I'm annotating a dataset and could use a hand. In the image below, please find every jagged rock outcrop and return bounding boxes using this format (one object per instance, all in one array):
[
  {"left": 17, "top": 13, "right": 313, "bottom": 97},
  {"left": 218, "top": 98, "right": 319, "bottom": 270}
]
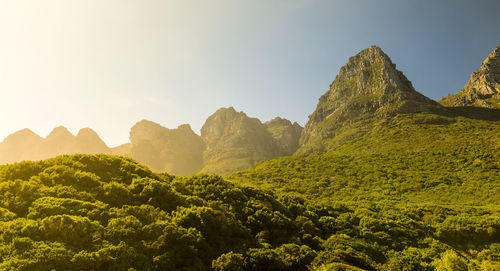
[
  {"left": 0, "top": 114, "right": 302, "bottom": 175},
  {"left": 117, "top": 120, "right": 205, "bottom": 175},
  {"left": 299, "top": 46, "right": 445, "bottom": 153},
  {"left": 200, "top": 107, "right": 280, "bottom": 174},
  {"left": 0, "top": 127, "right": 110, "bottom": 163},
  {"left": 200, "top": 107, "right": 303, "bottom": 174},
  {"left": 265, "top": 117, "right": 303, "bottom": 156},
  {"left": 439, "top": 45, "right": 500, "bottom": 108}
]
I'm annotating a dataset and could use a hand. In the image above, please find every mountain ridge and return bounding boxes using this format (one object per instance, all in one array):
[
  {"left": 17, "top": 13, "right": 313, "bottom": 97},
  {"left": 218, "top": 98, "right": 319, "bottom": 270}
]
[
  {"left": 298, "top": 46, "right": 446, "bottom": 154},
  {"left": 0, "top": 111, "right": 302, "bottom": 175},
  {"left": 1, "top": 45, "right": 499, "bottom": 175},
  {"left": 439, "top": 45, "right": 500, "bottom": 108}
]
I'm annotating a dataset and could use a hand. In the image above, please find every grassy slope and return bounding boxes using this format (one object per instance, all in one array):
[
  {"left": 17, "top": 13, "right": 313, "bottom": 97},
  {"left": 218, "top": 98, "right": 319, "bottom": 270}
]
[{"left": 230, "top": 113, "right": 500, "bottom": 206}]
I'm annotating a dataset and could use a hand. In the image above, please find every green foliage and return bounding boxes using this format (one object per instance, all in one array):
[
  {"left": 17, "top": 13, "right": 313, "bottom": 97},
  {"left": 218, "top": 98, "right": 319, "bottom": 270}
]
[
  {"left": 232, "top": 114, "right": 500, "bottom": 206},
  {"left": 0, "top": 150, "right": 498, "bottom": 270}
]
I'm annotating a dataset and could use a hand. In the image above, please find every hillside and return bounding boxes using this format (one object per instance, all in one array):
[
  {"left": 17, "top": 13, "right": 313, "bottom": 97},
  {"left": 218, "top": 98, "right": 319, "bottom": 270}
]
[
  {"left": 231, "top": 113, "right": 500, "bottom": 205},
  {"left": 227, "top": 46, "right": 500, "bottom": 269},
  {"left": 0, "top": 154, "right": 498, "bottom": 270},
  {"left": 232, "top": 46, "right": 500, "bottom": 205}
]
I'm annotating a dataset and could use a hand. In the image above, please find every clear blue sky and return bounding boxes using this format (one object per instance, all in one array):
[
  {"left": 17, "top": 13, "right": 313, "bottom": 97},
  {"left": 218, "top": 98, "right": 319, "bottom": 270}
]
[{"left": 0, "top": 0, "right": 499, "bottom": 146}]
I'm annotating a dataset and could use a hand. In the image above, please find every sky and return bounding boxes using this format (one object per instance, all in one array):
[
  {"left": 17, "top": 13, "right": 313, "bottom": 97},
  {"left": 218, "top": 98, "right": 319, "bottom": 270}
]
[{"left": 0, "top": 0, "right": 499, "bottom": 147}]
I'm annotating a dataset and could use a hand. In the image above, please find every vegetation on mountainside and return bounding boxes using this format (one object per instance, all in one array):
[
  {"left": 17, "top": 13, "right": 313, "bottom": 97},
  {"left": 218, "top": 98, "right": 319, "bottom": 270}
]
[
  {"left": 231, "top": 113, "right": 500, "bottom": 205},
  {"left": 0, "top": 154, "right": 498, "bottom": 270}
]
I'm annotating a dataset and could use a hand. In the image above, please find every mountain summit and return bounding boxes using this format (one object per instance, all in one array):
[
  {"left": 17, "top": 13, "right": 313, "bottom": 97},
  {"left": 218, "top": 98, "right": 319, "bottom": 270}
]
[
  {"left": 200, "top": 107, "right": 280, "bottom": 174},
  {"left": 299, "top": 46, "right": 444, "bottom": 152},
  {"left": 439, "top": 45, "right": 500, "bottom": 108}
]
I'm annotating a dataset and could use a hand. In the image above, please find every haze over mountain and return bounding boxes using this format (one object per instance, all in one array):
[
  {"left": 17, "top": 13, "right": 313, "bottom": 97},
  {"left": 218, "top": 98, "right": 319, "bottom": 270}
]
[
  {"left": 112, "top": 120, "right": 205, "bottom": 176},
  {"left": 0, "top": 109, "right": 303, "bottom": 175},
  {"left": 2, "top": 46, "right": 500, "bottom": 177},
  {"left": 0, "top": 127, "right": 109, "bottom": 164}
]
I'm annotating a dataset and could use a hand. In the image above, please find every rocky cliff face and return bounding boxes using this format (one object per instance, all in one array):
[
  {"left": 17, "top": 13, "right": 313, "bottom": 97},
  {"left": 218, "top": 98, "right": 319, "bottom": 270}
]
[
  {"left": 120, "top": 120, "right": 205, "bottom": 175},
  {"left": 439, "top": 46, "right": 500, "bottom": 108},
  {"left": 0, "top": 127, "right": 110, "bottom": 163},
  {"left": 299, "top": 46, "right": 445, "bottom": 153},
  {"left": 265, "top": 117, "right": 303, "bottom": 156},
  {"left": 200, "top": 107, "right": 280, "bottom": 174}
]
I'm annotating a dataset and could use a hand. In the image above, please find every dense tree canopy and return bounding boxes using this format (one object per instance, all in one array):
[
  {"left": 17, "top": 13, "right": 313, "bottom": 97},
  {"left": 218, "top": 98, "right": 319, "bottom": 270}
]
[{"left": 0, "top": 154, "right": 498, "bottom": 270}]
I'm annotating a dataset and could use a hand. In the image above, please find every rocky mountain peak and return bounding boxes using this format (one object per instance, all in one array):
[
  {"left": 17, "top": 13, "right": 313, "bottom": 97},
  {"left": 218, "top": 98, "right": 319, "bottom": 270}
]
[
  {"left": 299, "top": 46, "right": 444, "bottom": 152},
  {"left": 200, "top": 107, "right": 251, "bottom": 144},
  {"left": 46, "top": 126, "right": 74, "bottom": 140},
  {"left": 74, "top": 128, "right": 109, "bottom": 154},
  {"left": 122, "top": 120, "right": 205, "bottom": 175},
  {"left": 200, "top": 107, "right": 280, "bottom": 174},
  {"left": 130, "top": 120, "right": 165, "bottom": 142},
  {"left": 439, "top": 45, "right": 500, "bottom": 108},
  {"left": 265, "top": 117, "right": 303, "bottom": 156},
  {"left": 76, "top": 128, "right": 100, "bottom": 138},
  {"left": 265, "top": 117, "right": 293, "bottom": 127},
  {"left": 1, "top": 128, "right": 42, "bottom": 144},
  {"left": 0, "top": 129, "right": 44, "bottom": 164}
]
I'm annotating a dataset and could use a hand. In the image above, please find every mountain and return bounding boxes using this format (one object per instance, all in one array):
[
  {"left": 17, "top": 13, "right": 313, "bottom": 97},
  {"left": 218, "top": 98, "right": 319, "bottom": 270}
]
[
  {"left": 265, "top": 117, "right": 303, "bottom": 156},
  {"left": 0, "top": 129, "right": 43, "bottom": 164},
  {"left": 115, "top": 111, "right": 302, "bottom": 175},
  {"left": 0, "top": 114, "right": 302, "bottom": 175},
  {"left": 231, "top": 45, "right": 500, "bottom": 205},
  {"left": 439, "top": 45, "right": 500, "bottom": 108},
  {"left": 73, "top": 128, "right": 109, "bottom": 154},
  {"left": 0, "top": 45, "right": 499, "bottom": 269},
  {"left": 114, "top": 120, "right": 206, "bottom": 175},
  {"left": 299, "top": 46, "right": 445, "bottom": 154},
  {"left": 0, "top": 127, "right": 110, "bottom": 164},
  {"left": 35, "top": 127, "right": 109, "bottom": 160},
  {"left": 200, "top": 107, "right": 280, "bottom": 174}
]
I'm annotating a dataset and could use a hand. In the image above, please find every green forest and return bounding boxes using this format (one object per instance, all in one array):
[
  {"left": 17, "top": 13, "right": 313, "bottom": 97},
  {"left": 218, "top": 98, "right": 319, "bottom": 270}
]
[{"left": 0, "top": 153, "right": 498, "bottom": 270}]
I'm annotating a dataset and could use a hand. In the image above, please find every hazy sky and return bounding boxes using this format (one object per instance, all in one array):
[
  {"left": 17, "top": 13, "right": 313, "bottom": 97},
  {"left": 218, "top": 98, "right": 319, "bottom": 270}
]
[{"left": 0, "top": 0, "right": 499, "bottom": 146}]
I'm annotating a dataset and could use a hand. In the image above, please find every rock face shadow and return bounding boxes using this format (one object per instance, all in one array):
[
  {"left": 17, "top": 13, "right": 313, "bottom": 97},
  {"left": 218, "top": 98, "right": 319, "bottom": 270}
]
[{"left": 445, "top": 106, "right": 500, "bottom": 121}]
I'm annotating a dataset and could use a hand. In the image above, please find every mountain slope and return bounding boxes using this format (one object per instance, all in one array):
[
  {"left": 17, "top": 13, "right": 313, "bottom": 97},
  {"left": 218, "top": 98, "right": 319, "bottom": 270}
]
[
  {"left": 231, "top": 113, "right": 500, "bottom": 205},
  {"left": 439, "top": 45, "right": 500, "bottom": 108},
  {"left": 299, "top": 46, "right": 445, "bottom": 154},
  {"left": 230, "top": 46, "right": 500, "bottom": 205}
]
